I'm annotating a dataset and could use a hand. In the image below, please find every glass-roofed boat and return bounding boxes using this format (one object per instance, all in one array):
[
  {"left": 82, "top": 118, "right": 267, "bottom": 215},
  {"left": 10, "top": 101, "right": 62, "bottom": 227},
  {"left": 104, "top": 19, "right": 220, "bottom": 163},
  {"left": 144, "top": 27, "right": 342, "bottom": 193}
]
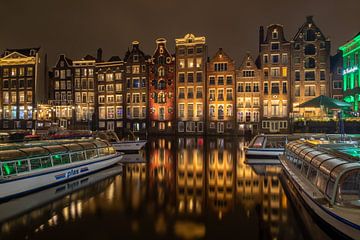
[
  {"left": 280, "top": 140, "right": 360, "bottom": 239},
  {"left": 0, "top": 139, "right": 123, "bottom": 202}
]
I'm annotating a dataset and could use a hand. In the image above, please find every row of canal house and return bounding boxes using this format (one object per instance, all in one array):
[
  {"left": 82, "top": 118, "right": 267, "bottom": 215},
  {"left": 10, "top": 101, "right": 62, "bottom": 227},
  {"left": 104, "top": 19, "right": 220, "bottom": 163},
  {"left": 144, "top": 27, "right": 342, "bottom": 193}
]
[{"left": 0, "top": 16, "right": 347, "bottom": 135}]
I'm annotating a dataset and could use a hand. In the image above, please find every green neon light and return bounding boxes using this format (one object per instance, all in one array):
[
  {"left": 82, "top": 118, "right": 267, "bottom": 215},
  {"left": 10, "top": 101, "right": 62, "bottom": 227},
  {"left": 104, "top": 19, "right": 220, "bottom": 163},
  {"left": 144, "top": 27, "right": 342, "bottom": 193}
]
[
  {"left": 344, "top": 95, "right": 354, "bottom": 103},
  {"left": 3, "top": 164, "right": 11, "bottom": 175}
]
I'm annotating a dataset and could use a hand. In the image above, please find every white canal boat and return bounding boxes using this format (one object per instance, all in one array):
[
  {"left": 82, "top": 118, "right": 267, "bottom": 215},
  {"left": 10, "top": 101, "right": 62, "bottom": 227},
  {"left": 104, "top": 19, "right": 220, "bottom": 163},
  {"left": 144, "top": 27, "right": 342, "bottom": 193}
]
[
  {"left": 0, "top": 139, "right": 123, "bottom": 202},
  {"left": 96, "top": 131, "right": 147, "bottom": 152},
  {"left": 280, "top": 140, "right": 360, "bottom": 239}
]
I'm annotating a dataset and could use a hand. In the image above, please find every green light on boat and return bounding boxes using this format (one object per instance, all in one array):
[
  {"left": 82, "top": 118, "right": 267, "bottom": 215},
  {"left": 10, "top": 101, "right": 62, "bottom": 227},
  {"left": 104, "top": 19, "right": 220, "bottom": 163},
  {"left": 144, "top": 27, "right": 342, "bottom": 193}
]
[{"left": 3, "top": 164, "right": 11, "bottom": 175}]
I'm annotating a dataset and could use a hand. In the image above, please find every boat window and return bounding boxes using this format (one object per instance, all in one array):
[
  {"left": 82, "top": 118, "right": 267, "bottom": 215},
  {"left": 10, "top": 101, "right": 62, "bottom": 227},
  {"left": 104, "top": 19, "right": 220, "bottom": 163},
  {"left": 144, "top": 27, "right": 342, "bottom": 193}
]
[
  {"left": 62, "top": 154, "right": 71, "bottom": 164},
  {"left": 265, "top": 137, "right": 286, "bottom": 149},
  {"left": 308, "top": 167, "right": 317, "bottom": 183},
  {"left": 109, "top": 147, "right": 116, "bottom": 154},
  {"left": 93, "top": 140, "right": 109, "bottom": 148},
  {"left": 16, "top": 160, "right": 30, "bottom": 173},
  {"left": 30, "top": 159, "right": 42, "bottom": 170},
  {"left": 336, "top": 169, "right": 360, "bottom": 207},
  {"left": 301, "top": 162, "right": 309, "bottom": 177},
  {"left": 0, "top": 150, "right": 27, "bottom": 161},
  {"left": 52, "top": 154, "right": 63, "bottom": 166},
  {"left": 326, "top": 180, "right": 335, "bottom": 200},
  {"left": 2, "top": 162, "right": 17, "bottom": 176},
  {"left": 99, "top": 147, "right": 109, "bottom": 156},
  {"left": 22, "top": 147, "right": 49, "bottom": 158},
  {"left": 315, "top": 172, "right": 328, "bottom": 193},
  {"left": 250, "top": 136, "right": 265, "bottom": 148},
  {"left": 71, "top": 152, "right": 86, "bottom": 162},
  {"left": 40, "top": 157, "right": 52, "bottom": 168},
  {"left": 86, "top": 149, "right": 98, "bottom": 159},
  {"left": 43, "top": 145, "right": 68, "bottom": 154},
  {"left": 296, "top": 158, "right": 302, "bottom": 170},
  {"left": 79, "top": 142, "right": 96, "bottom": 151}
]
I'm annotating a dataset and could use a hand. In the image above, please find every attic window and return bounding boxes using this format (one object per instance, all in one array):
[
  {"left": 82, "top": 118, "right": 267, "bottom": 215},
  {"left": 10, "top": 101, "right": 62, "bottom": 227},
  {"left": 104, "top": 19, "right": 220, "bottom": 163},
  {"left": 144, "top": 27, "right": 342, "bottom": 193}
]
[
  {"left": 133, "top": 55, "right": 139, "bottom": 62},
  {"left": 246, "top": 61, "right": 251, "bottom": 66},
  {"left": 305, "top": 29, "right": 316, "bottom": 41},
  {"left": 272, "top": 29, "right": 278, "bottom": 39},
  {"left": 30, "top": 49, "right": 36, "bottom": 56}
]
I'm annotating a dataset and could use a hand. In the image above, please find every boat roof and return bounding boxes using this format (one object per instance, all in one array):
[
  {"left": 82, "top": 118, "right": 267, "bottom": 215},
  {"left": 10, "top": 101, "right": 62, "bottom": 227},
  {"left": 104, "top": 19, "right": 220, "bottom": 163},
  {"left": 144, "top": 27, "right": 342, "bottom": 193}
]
[
  {"left": 0, "top": 139, "right": 111, "bottom": 162},
  {"left": 287, "top": 140, "right": 360, "bottom": 180}
]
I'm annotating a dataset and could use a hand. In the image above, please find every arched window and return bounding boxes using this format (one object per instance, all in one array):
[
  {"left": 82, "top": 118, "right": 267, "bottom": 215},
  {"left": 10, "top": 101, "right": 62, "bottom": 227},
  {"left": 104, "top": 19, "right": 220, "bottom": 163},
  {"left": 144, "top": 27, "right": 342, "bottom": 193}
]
[
  {"left": 305, "top": 29, "right": 316, "bottom": 41},
  {"left": 304, "top": 58, "right": 316, "bottom": 69},
  {"left": 158, "top": 80, "right": 166, "bottom": 90},
  {"left": 158, "top": 67, "right": 165, "bottom": 77},
  {"left": 304, "top": 44, "right": 316, "bottom": 55},
  {"left": 218, "top": 105, "right": 224, "bottom": 119}
]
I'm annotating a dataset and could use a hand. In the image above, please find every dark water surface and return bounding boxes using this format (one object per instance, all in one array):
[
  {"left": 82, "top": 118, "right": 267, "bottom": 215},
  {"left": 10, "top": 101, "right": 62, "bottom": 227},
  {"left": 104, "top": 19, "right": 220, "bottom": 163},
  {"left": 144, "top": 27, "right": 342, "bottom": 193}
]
[{"left": 0, "top": 137, "right": 332, "bottom": 240}]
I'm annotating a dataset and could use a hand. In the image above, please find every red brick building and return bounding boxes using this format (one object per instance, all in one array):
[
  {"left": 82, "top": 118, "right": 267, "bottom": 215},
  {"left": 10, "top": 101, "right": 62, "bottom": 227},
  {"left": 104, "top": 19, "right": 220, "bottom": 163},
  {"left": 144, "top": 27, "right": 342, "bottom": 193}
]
[{"left": 148, "top": 38, "right": 176, "bottom": 134}]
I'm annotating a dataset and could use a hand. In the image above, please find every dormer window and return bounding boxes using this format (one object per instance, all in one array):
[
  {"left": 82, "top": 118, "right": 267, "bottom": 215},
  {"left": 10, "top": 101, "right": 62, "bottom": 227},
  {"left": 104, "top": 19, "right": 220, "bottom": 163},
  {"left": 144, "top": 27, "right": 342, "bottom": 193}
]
[
  {"left": 30, "top": 49, "right": 36, "bottom": 56},
  {"left": 271, "top": 43, "right": 280, "bottom": 51},
  {"left": 272, "top": 29, "right": 278, "bottom": 39},
  {"left": 133, "top": 55, "right": 139, "bottom": 62}
]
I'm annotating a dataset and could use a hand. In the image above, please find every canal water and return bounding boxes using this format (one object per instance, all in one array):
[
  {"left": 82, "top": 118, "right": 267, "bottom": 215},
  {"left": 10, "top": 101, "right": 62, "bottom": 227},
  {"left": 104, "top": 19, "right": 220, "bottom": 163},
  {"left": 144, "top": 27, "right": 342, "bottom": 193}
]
[{"left": 0, "top": 137, "right": 332, "bottom": 240}]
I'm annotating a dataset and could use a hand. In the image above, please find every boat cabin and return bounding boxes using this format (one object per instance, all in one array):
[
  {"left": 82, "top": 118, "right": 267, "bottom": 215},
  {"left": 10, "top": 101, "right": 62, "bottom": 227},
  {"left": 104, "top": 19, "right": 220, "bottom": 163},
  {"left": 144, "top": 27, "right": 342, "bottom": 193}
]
[
  {"left": 285, "top": 141, "right": 360, "bottom": 207},
  {"left": 0, "top": 139, "right": 116, "bottom": 178}
]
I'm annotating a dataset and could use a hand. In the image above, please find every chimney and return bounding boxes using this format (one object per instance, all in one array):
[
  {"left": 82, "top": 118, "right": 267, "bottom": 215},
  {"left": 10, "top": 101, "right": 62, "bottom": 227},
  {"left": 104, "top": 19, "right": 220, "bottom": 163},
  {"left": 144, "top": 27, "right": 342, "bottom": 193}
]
[
  {"left": 306, "top": 15, "right": 313, "bottom": 23},
  {"left": 97, "top": 48, "right": 103, "bottom": 62},
  {"left": 132, "top": 40, "right": 140, "bottom": 49},
  {"left": 156, "top": 38, "right": 167, "bottom": 46},
  {"left": 259, "top": 26, "right": 264, "bottom": 52}
]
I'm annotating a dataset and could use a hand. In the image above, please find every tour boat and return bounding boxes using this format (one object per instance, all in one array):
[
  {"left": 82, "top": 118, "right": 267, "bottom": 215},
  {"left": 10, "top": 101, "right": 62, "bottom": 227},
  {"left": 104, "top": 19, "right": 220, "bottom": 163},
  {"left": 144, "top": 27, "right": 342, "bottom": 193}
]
[
  {"left": 245, "top": 134, "right": 288, "bottom": 164},
  {"left": 0, "top": 139, "right": 123, "bottom": 202},
  {"left": 280, "top": 140, "right": 360, "bottom": 239},
  {"left": 96, "top": 131, "right": 147, "bottom": 152},
  {"left": 0, "top": 165, "right": 122, "bottom": 223}
]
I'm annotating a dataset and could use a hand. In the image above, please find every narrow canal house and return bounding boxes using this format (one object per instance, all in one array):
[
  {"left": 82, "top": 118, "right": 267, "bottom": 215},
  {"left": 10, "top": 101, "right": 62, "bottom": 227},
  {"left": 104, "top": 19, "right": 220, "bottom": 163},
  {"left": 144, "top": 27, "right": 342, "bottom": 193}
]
[
  {"left": 148, "top": 38, "right": 176, "bottom": 134},
  {"left": 50, "top": 54, "right": 74, "bottom": 129},
  {"left": 0, "top": 48, "right": 48, "bottom": 130},
  {"left": 291, "top": 16, "right": 331, "bottom": 118},
  {"left": 206, "top": 48, "right": 236, "bottom": 135},
  {"left": 330, "top": 51, "right": 344, "bottom": 101},
  {"left": 73, "top": 55, "right": 96, "bottom": 130},
  {"left": 175, "top": 34, "right": 207, "bottom": 134},
  {"left": 259, "top": 25, "right": 291, "bottom": 133},
  {"left": 123, "top": 41, "right": 149, "bottom": 136},
  {"left": 339, "top": 32, "right": 360, "bottom": 113},
  {"left": 95, "top": 55, "right": 125, "bottom": 134},
  {"left": 235, "top": 53, "right": 261, "bottom": 135}
]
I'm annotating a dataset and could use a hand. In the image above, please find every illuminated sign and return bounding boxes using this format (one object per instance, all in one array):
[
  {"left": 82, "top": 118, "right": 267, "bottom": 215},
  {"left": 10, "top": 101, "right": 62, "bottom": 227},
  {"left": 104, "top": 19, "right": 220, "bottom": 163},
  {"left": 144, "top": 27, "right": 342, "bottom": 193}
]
[{"left": 343, "top": 66, "right": 358, "bottom": 75}]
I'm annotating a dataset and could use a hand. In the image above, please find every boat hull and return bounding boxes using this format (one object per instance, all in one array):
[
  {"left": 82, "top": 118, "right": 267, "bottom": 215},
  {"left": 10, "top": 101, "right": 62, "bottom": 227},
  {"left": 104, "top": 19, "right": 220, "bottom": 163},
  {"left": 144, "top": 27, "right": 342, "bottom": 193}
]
[
  {"left": 112, "top": 140, "right": 147, "bottom": 152},
  {"left": 280, "top": 156, "right": 360, "bottom": 239},
  {"left": 245, "top": 148, "right": 283, "bottom": 164},
  {"left": 0, "top": 153, "right": 123, "bottom": 202}
]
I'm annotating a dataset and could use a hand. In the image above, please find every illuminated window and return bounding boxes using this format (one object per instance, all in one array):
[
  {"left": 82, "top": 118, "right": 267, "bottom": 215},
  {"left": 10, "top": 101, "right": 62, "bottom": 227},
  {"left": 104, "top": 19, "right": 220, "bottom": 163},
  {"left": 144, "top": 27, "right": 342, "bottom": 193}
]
[
  {"left": 158, "top": 67, "right": 165, "bottom": 77},
  {"left": 99, "top": 107, "right": 105, "bottom": 119},
  {"left": 304, "top": 85, "right": 315, "bottom": 96},
  {"left": 226, "top": 105, "right": 233, "bottom": 117},
  {"left": 271, "top": 68, "right": 280, "bottom": 77},
  {"left": 196, "top": 104, "right": 203, "bottom": 117},
  {"left": 11, "top": 92, "right": 16, "bottom": 103},
  {"left": 282, "top": 67, "right": 287, "bottom": 77},
  {"left": 282, "top": 54, "right": 288, "bottom": 64},
  {"left": 196, "top": 58, "right": 202, "bottom": 68},
  {"left": 320, "top": 85, "right": 326, "bottom": 95},
  {"left": 187, "top": 59, "right": 194, "bottom": 68},
  {"left": 209, "top": 89, "right": 215, "bottom": 101},
  {"left": 11, "top": 68, "right": 17, "bottom": 77},
  {"left": 19, "top": 68, "right": 25, "bottom": 76},
  {"left": 179, "top": 59, "right": 185, "bottom": 68},
  {"left": 3, "top": 68, "right": 9, "bottom": 77},
  {"left": 132, "top": 65, "right": 140, "bottom": 74},
  {"left": 209, "top": 105, "right": 215, "bottom": 117},
  {"left": 253, "top": 83, "right": 259, "bottom": 92},
  {"left": 226, "top": 89, "right": 233, "bottom": 100},
  {"left": 188, "top": 104, "right": 193, "bottom": 118},
  {"left": 218, "top": 89, "right": 224, "bottom": 101},
  {"left": 106, "top": 73, "right": 113, "bottom": 81},
  {"left": 179, "top": 104, "right": 185, "bottom": 117}
]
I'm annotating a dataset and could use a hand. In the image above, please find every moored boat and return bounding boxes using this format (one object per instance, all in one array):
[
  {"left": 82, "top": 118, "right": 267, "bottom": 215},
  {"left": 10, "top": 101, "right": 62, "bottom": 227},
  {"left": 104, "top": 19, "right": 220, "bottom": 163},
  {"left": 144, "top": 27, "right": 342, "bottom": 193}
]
[
  {"left": 280, "top": 140, "right": 360, "bottom": 239},
  {"left": 96, "top": 131, "right": 147, "bottom": 152},
  {"left": 0, "top": 139, "right": 123, "bottom": 202}
]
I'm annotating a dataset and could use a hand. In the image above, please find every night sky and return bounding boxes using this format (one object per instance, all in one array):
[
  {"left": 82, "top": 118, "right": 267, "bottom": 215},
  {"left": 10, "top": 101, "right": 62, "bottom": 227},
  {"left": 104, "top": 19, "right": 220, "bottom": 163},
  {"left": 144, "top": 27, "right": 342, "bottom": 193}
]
[{"left": 0, "top": 0, "right": 359, "bottom": 66}]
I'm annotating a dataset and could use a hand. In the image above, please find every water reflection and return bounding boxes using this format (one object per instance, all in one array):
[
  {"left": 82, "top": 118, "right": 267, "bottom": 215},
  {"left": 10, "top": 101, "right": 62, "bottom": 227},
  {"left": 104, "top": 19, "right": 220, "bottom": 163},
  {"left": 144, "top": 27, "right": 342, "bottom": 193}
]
[{"left": 0, "top": 137, "right": 331, "bottom": 240}]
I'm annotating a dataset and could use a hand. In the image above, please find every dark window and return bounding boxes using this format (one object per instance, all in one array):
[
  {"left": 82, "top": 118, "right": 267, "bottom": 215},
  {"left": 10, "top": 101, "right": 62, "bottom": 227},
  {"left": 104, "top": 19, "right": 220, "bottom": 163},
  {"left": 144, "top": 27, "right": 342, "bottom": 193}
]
[
  {"left": 305, "top": 29, "right": 316, "bottom": 41},
  {"left": 209, "top": 76, "right": 215, "bottom": 85},
  {"left": 304, "top": 44, "right": 316, "bottom": 55},
  {"left": 304, "top": 58, "right": 316, "bottom": 68},
  {"left": 218, "top": 76, "right": 224, "bottom": 85},
  {"left": 196, "top": 72, "right": 202, "bottom": 82},
  {"left": 305, "top": 71, "right": 316, "bottom": 81},
  {"left": 3, "top": 80, "right": 9, "bottom": 88},
  {"left": 264, "top": 83, "right": 268, "bottom": 94},
  {"left": 179, "top": 73, "right": 185, "bottom": 83},
  {"left": 237, "top": 83, "right": 243, "bottom": 92},
  {"left": 295, "top": 71, "right": 300, "bottom": 81},
  {"left": 320, "top": 71, "right": 326, "bottom": 80},
  {"left": 187, "top": 73, "right": 193, "bottom": 83},
  {"left": 271, "top": 83, "right": 279, "bottom": 94},
  {"left": 226, "top": 76, "right": 233, "bottom": 85},
  {"left": 271, "top": 43, "right": 280, "bottom": 50},
  {"left": 282, "top": 82, "right": 287, "bottom": 94}
]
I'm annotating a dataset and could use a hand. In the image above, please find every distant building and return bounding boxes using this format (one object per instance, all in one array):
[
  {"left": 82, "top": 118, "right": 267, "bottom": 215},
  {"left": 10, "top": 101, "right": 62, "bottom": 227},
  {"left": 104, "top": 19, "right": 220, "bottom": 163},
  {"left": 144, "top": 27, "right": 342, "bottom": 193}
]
[
  {"left": 123, "top": 41, "right": 149, "bottom": 136},
  {"left": 259, "top": 25, "right": 290, "bottom": 133},
  {"left": 235, "top": 53, "right": 261, "bottom": 134},
  {"left": 339, "top": 32, "right": 360, "bottom": 112},
  {"left": 330, "top": 51, "right": 344, "bottom": 100},
  {"left": 73, "top": 55, "right": 96, "bottom": 130},
  {"left": 148, "top": 38, "right": 176, "bottom": 134},
  {"left": 0, "top": 48, "right": 48, "bottom": 130},
  {"left": 206, "top": 48, "right": 236, "bottom": 134},
  {"left": 175, "top": 34, "right": 207, "bottom": 134},
  {"left": 95, "top": 55, "right": 125, "bottom": 133},
  {"left": 291, "top": 16, "right": 331, "bottom": 117},
  {"left": 50, "top": 54, "right": 74, "bottom": 129}
]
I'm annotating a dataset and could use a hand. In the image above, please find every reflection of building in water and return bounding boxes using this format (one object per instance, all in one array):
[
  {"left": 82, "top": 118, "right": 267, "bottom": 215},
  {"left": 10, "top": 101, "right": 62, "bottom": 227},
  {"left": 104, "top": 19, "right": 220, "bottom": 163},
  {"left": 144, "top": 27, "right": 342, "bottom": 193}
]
[
  {"left": 236, "top": 147, "right": 287, "bottom": 239},
  {"left": 149, "top": 138, "right": 175, "bottom": 206},
  {"left": 123, "top": 163, "right": 147, "bottom": 211},
  {"left": 176, "top": 138, "right": 205, "bottom": 215},
  {"left": 206, "top": 138, "right": 235, "bottom": 218}
]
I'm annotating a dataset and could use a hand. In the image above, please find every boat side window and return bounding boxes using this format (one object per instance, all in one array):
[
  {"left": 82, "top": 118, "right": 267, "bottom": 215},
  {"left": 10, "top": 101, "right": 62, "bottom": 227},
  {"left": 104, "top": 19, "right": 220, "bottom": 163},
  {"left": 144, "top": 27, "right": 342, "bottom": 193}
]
[
  {"left": 301, "top": 162, "right": 309, "bottom": 176},
  {"left": 265, "top": 137, "right": 285, "bottom": 148},
  {"left": 75, "top": 152, "right": 86, "bottom": 162},
  {"left": 16, "top": 160, "right": 30, "bottom": 173},
  {"left": 62, "top": 154, "right": 71, "bottom": 164},
  {"left": 30, "top": 158, "right": 42, "bottom": 170},
  {"left": 315, "top": 172, "right": 328, "bottom": 193},
  {"left": 2, "top": 162, "right": 17, "bottom": 176},
  {"left": 308, "top": 167, "right": 317, "bottom": 183},
  {"left": 326, "top": 180, "right": 335, "bottom": 200},
  {"left": 336, "top": 169, "right": 360, "bottom": 207},
  {"left": 296, "top": 158, "right": 302, "bottom": 170},
  {"left": 99, "top": 147, "right": 109, "bottom": 156},
  {"left": 251, "top": 136, "right": 265, "bottom": 148},
  {"left": 71, "top": 153, "right": 79, "bottom": 162},
  {"left": 40, "top": 157, "right": 52, "bottom": 168},
  {"left": 86, "top": 149, "right": 98, "bottom": 159},
  {"left": 109, "top": 147, "right": 116, "bottom": 154},
  {"left": 52, "top": 154, "right": 63, "bottom": 166}
]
